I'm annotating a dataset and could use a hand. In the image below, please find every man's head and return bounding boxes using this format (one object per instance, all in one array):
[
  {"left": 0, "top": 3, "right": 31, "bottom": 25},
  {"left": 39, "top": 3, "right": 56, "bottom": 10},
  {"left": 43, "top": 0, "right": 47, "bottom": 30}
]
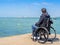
[{"left": 41, "top": 8, "right": 47, "bottom": 13}]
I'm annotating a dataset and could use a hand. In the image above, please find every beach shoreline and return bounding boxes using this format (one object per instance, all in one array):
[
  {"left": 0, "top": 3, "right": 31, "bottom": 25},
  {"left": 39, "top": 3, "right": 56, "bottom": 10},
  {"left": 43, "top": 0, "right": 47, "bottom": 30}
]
[{"left": 0, "top": 33, "right": 60, "bottom": 45}]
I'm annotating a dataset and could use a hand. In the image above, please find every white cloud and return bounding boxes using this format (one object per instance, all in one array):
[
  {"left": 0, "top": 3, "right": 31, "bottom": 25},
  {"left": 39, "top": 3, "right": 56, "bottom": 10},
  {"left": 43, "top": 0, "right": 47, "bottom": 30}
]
[
  {"left": 42, "top": 2, "right": 49, "bottom": 5},
  {"left": 41, "top": 2, "right": 54, "bottom": 6},
  {"left": 32, "top": 2, "right": 52, "bottom": 6},
  {"left": 32, "top": 3, "right": 41, "bottom": 6}
]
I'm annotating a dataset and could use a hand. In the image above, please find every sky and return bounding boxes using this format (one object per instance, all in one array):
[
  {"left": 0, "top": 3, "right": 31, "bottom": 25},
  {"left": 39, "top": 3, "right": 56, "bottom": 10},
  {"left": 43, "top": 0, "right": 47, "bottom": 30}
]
[{"left": 0, "top": 0, "right": 60, "bottom": 17}]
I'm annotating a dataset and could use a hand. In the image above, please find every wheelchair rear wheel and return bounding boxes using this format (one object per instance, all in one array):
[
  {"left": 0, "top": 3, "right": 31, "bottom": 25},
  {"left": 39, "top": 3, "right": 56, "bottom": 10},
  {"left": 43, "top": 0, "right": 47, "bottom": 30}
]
[{"left": 37, "top": 27, "right": 49, "bottom": 44}]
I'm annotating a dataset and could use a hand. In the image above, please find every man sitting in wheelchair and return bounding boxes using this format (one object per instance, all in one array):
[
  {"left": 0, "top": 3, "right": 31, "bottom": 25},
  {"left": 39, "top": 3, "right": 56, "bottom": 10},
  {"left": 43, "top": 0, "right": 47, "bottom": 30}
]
[{"left": 32, "top": 8, "right": 53, "bottom": 40}]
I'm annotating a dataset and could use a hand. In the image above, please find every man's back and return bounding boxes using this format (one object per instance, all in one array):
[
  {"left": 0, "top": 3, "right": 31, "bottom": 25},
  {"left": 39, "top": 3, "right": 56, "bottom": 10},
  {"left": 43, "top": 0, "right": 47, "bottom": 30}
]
[{"left": 35, "top": 13, "right": 50, "bottom": 27}]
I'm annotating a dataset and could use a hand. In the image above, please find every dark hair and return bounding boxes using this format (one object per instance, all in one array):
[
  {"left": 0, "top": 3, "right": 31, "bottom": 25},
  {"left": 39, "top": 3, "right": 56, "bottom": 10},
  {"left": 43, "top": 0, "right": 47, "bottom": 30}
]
[{"left": 41, "top": 8, "right": 47, "bottom": 13}]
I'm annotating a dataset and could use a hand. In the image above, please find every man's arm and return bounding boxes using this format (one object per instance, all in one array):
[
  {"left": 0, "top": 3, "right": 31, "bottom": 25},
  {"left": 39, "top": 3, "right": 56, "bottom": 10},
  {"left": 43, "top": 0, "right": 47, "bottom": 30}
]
[
  {"left": 38, "top": 15, "right": 44, "bottom": 24},
  {"left": 35, "top": 15, "right": 44, "bottom": 26}
]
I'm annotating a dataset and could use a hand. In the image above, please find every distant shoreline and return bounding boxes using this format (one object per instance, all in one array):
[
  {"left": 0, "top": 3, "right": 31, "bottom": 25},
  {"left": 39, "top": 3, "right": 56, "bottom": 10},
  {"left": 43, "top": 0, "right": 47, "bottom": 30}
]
[
  {"left": 0, "top": 16, "right": 60, "bottom": 18},
  {"left": 0, "top": 17, "right": 60, "bottom": 20}
]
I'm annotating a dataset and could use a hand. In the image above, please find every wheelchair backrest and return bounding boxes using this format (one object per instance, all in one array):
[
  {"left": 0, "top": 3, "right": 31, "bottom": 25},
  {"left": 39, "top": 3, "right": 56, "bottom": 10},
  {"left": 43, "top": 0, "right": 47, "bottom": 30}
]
[{"left": 40, "top": 16, "right": 51, "bottom": 27}]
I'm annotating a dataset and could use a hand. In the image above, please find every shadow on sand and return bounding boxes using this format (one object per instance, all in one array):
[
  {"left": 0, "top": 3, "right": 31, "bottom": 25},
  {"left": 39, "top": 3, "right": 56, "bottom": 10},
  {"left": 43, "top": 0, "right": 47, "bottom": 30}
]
[
  {"left": 46, "top": 38, "right": 60, "bottom": 44},
  {"left": 48, "top": 38, "right": 60, "bottom": 42}
]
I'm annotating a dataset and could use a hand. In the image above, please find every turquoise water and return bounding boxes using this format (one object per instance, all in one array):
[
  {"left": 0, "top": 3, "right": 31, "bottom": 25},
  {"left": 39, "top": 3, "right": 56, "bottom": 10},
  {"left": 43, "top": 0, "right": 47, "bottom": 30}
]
[{"left": 0, "top": 17, "right": 60, "bottom": 37}]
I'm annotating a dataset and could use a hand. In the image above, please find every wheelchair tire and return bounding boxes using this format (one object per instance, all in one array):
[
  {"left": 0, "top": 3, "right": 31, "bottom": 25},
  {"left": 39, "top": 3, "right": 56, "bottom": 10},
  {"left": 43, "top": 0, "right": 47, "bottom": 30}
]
[{"left": 37, "top": 27, "right": 49, "bottom": 44}]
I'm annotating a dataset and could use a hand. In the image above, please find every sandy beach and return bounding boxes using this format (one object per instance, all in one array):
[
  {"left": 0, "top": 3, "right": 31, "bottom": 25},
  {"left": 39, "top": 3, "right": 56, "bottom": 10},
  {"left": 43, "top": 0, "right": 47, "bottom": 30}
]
[{"left": 0, "top": 34, "right": 60, "bottom": 45}]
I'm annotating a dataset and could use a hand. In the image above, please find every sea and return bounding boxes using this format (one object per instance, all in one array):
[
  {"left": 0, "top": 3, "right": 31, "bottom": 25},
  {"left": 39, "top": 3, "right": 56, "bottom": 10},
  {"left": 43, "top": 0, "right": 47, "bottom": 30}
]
[{"left": 0, "top": 17, "right": 60, "bottom": 37}]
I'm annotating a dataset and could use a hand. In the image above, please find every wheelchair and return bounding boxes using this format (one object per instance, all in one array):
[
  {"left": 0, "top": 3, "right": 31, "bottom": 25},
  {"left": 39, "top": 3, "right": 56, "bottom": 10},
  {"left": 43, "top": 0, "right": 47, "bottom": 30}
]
[{"left": 32, "top": 19, "right": 56, "bottom": 44}]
